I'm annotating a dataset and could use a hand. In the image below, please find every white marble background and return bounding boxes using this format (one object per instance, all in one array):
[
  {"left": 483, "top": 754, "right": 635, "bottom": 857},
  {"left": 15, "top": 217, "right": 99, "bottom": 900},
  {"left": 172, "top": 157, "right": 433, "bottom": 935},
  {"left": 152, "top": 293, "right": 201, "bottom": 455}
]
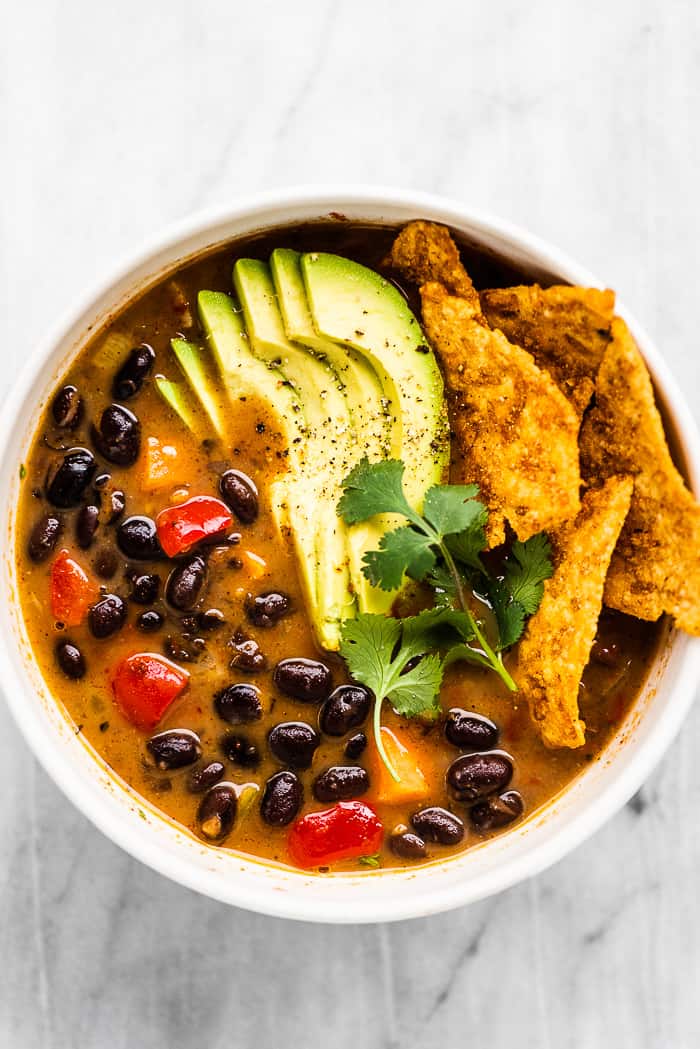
[{"left": 2, "top": 1, "right": 700, "bottom": 1046}]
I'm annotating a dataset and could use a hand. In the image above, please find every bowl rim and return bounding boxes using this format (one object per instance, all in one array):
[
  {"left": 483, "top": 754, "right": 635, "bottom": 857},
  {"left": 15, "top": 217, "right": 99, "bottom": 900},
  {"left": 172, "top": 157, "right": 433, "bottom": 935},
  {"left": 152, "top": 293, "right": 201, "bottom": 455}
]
[{"left": 2, "top": 184, "right": 699, "bottom": 923}]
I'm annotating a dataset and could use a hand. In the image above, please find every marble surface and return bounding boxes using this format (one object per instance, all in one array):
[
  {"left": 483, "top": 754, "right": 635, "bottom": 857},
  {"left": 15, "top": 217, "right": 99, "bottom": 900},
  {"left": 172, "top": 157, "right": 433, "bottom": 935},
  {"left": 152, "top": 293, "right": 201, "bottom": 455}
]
[{"left": 2, "top": 1, "right": 700, "bottom": 1046}]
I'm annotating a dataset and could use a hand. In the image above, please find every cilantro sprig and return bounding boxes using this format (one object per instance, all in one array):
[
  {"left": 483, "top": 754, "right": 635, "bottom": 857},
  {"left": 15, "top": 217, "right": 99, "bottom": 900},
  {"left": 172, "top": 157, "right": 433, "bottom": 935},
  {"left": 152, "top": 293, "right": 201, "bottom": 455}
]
[
  {"left": 338, "top": 457, "right": 516, "bottom": 690},
  {"left": 336, "top": 458, "right": 554, "bottom": 780},
  {"left": 340, "top": 608, "right": 476, "bottom": 780}
]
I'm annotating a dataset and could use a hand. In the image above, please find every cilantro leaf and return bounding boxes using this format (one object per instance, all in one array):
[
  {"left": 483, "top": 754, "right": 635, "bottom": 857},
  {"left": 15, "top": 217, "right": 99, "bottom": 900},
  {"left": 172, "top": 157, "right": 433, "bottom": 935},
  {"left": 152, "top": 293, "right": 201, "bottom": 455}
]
[
  {"left": 444, "top": 506, "right": 488, "bottom": 571},
  {"left": 503, "top": 534, "right": 554, "bottom": 614},
  {"left": 487, "top": 579, "right": 527, "bottom": 651},
  {"left": 340, "top": 613, "right": 401, "bottom": 699},
  {"left": 400, "top": 606, "right": 475, "bottom": 660},
  {"left": 337, "top": 458, "right": 415, "bottom": 525},
  {"left": 422, "top": 484, "right": 481, "bottom": 536},
  {"left": 362, "top": 526, "right": 436, "bottom": 590},
  {"left": 387, "top": 653, "right": 445, "bottom": 718}
]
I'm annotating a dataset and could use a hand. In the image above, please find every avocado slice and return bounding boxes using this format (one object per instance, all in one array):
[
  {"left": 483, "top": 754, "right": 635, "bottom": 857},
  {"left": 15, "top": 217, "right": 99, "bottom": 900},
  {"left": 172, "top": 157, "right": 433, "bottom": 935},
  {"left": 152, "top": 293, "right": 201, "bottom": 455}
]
[
  {"left": 300, "top": 253, "right": 450, "bottom": 509},
  {"left": 270, "top": 248, "right": 397, "bottom": 616},
  {"left": 233, "top": 259, "right": 357, "bottom": 648},
  {"left": 171, "top": 338, "right": 228, "bottom": 441},
  {"left": 154, "top": 375, "right": 206, "bottom": 438}
]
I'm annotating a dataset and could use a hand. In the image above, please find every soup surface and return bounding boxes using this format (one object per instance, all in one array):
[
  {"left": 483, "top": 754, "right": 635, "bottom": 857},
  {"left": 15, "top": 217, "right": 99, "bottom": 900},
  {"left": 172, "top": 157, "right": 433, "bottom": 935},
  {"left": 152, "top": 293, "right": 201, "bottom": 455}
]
[{"left": 15, "top": 222, "right": 661, "bottom": 872}]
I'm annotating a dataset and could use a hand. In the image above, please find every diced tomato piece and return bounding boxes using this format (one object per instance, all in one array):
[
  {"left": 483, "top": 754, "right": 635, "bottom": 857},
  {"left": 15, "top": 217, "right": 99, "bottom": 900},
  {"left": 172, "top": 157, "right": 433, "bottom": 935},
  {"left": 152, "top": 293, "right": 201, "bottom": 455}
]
[
  {"left": 370, "top": 726, "right": 430, "bottom": 804},
  {"left": 156, "top": 495, "right": 233, "bottom": 557},
  {"left": 50, "top": 550, "right": 97, "bottom": 626},
  {"left": 288, "top": 801, "right": 383, "bottom": 869},
  {"left": 143, "top": 436, "right": 182, "bottom": 491},
  {"left": 112, "top": 653, "right": 189, "bottom": 731}
]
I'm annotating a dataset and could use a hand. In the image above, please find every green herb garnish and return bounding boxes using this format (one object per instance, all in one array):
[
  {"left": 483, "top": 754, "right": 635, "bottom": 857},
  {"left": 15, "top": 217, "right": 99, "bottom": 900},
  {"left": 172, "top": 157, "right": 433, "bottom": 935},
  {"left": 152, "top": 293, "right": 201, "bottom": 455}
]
[
  {"left": 358, "top": 853, "right": 382, "bottom": 869},
  {"left": 337, "top": 458, "right": 554, "bottom": 779},
  {"left": 341, "top": 608, "right": 476, "bottom": 780},
  {"left": 19, "top": 464, "right": 26, "bottom": 480}
]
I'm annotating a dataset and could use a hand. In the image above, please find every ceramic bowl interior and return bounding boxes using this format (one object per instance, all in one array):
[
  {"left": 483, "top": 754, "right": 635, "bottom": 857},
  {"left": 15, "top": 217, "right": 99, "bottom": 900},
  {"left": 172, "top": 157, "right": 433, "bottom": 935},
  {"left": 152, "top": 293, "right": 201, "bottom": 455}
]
[{"left": 2, "top": 188, "right": 698, "bottom": 923}]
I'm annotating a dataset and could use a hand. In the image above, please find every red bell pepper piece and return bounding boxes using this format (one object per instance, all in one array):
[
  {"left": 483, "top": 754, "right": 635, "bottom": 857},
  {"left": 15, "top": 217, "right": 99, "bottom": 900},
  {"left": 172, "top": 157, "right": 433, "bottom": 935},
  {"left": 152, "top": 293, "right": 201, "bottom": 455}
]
[
  {"left": 112, "top": 653, "right": 189, "bottom": 731},
  {"left": 50, "top": 550, "right": 97, "bottom": 626},
  {"left": 288, "top": 801, "right": 383, "bottom": 869},
  {"left": 156, "top": 495, "right": 233, "bottom": 557}
]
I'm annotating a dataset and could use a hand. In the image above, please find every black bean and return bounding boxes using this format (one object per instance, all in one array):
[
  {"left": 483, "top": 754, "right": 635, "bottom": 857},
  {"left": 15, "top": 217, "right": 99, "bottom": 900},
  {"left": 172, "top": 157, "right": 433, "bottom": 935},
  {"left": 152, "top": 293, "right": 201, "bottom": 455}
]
[
  {"left": 46, "top": 447, "right": 96, "bottom": 507},
  {"left": 447, "top": 752, "right": 513, "bottom": 803},
  {"left": 55, "top": 640, "right": 85, "bottom": 679},
  {"left": 214, "top": 683, "right": 262, "bottom": 724},
  {"left": 91, "top": 404, "right": 141, "bottom": 466},
  {"left": 245, "top": 591, "right": 291, "bottom": 628},
  {"left": 28, "top": 513, "right": 62, "bottom": 562},
  {"left": 137, "top": 609, "right": 163, "bottom": 633},
  {"left": 113, "top": 344, "right": 155, "bottom": 400},
  {"left": 164, "top": 634, "right": 202, "bottom": 663},
  {"left": 444, "top": 709, "right": 499, "bottom": 751},
  {"left": 187, "top": 761, "right": 225, "bottom": 794},
  {"left": 76, "top": 504, "right": 100, "bottom": 549},
  {"left": 129, "top": 572, "right": 161, "bottom": 605},
  {"left": 117, "top": 516, "right": 164, "bottom": 560},
  {"left": 88, "top": 593, "right": 127, "bottom": 639},
  {"left": 221, "top": 733, "right": 260, "bottom": 768},
  {"left": 320, "top": 684, "right": 371, "bottom": 736},
  {"left": 94, "top": 547, "right": 120, "bottom": 579},
  {"left": 273, "top": 657, "right": 332, "bottom": 703},
  {"left": 51, "top": 385, "right": 83, "bottom": 429},
  {"left": 146, "top": 729, "right": 201, "bottom": 770},
  {"left": 469, "top": 790, "right": 524, "bottom": 831},
  {"left": 229, "top": 631, "right": 266, "bottom": 672},
  {"left": 390, "top": 830, "right": 427, "bottom": 859},
  {"left": 313, "top": 765, "right": 369, "bottom": 802},
  {"left": 166, "top": 555, "right": 208, "bottom": 611},
  {"left": 591, "top": 639, "right": 622, "bottom": 667},
  {"left": 411, "top": 806, "right": 464, "bottom": 845},
  {"left": 344, "top": 732, "right": 368, "bottom": 760},
  {"left": 197, "top": 608, "right": 226, "bottom": 631},
  {"left": 268, "top": 721, "right": 319, "bottom": 769},
  {"left": 260, "top": 770, "right": 303, "bottom": 826},
  {"left": 220, "top": 469, "right": 259, "bottom": 524},
  {"left": 93, "top": 472, "right": 111, "bottom": 490},
  {"left": 197, "top": 783, "right": 237, "bottom": 841}
]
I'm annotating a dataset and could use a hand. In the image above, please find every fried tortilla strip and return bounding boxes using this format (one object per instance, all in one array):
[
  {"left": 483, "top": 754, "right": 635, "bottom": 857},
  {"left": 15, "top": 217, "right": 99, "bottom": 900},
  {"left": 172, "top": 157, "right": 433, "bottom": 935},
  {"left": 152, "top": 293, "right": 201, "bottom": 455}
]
[
  {"left": 386, "top": 220, "right": 480, "bottom": 304},
  {"left": 516, "top": 475, "right": 634, "bottom": 748},
  {"left": 580, "top": 317, "right": 700, "bottom": 634},
  {"left": 419, "top": 281, "right": 581, "bottom": 545},
  {"left": 481, "top": 285, "right": 615, "bottom": 418}
]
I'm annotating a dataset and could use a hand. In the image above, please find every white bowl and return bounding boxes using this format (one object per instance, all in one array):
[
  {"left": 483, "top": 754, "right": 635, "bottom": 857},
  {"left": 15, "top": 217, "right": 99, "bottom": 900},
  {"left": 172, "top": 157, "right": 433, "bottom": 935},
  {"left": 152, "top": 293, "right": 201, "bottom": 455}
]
[{"left": 2, "top": 187, "right": 698, "bottom": 923}]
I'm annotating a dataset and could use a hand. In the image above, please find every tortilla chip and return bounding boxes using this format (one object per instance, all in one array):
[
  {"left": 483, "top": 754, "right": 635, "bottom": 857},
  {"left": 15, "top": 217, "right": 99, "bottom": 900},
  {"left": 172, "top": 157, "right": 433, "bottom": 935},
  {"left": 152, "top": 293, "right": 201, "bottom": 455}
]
[
  {"left": 419, "top": 281, "right": 581, "bottom": 545},
  {"left": 481, "top": 285, "right": 615, "bottom": 418},
  {"left": 579, "top": 317, "right": 700, "bottom": 634},
  {"left": 386, "top": 220, "right": 480, "bottom": 304},
  {"left": 516, "top": 475, "right": 634, "bottom": 748}
]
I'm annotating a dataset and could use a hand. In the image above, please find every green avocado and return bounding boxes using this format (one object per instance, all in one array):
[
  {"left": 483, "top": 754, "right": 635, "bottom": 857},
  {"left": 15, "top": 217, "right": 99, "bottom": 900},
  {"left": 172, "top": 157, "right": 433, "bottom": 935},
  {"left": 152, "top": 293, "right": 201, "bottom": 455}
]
[
  {"left": 154, "top": 375, "right": 206, "bottom": 439},
  {"left": 233, "top": 259, "right": 357, "bottom": 649},
  {"left": 170, "top": 338, "right": 229, "bottom": 441},
  {"left": 300, "top": 252, "right": 449, "bottom": 509}
]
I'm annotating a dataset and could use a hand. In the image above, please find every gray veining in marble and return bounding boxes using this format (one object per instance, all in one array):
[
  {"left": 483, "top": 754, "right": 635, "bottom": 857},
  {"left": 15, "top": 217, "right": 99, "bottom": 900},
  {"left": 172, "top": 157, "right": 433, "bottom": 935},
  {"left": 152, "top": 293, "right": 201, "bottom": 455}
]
[{"left": 2, "top": 1, "right": 700, "bottom": 1046}]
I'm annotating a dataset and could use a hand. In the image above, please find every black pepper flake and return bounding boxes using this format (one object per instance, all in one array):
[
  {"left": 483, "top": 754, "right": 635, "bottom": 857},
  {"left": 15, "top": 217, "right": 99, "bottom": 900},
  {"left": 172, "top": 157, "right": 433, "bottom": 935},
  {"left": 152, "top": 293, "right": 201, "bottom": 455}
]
[
  {"left": 99, "top": 721, "right": 110, "bottom": 732},
  {"left": 255, "top": 422, "right": 265, "bottom": 434}
]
